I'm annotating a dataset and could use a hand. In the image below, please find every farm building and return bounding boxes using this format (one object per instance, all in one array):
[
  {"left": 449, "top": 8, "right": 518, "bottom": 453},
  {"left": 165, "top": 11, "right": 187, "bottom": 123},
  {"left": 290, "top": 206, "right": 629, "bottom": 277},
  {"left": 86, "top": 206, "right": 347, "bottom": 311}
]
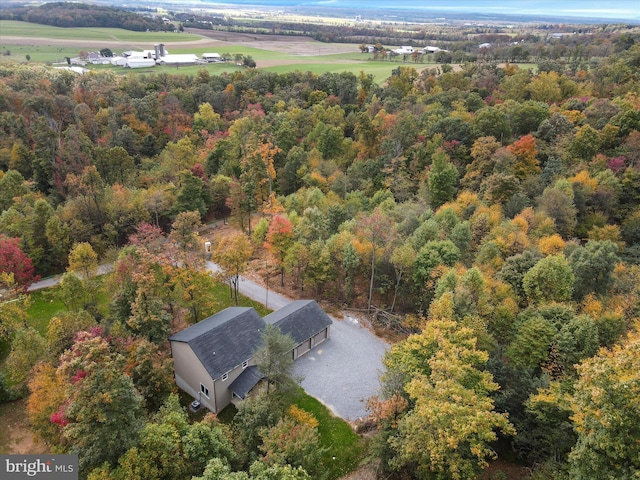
[
  {"left": 125, "top": 58, "right": 156, "bottom": 68},
  {"left": 202, "top": 52, "right": 223, "bottom": 62},
  {"left": 110, "top": 56, "right": 128, "bottom": 66},
  {"left": 422, "top": 46, "right": 446, "bottom": 54},
  {"left": 392, "top": 46, "right": 414, "bottom": 55},
  {"left": 156, "top": 54, "right": 200, "bottom": 65}
]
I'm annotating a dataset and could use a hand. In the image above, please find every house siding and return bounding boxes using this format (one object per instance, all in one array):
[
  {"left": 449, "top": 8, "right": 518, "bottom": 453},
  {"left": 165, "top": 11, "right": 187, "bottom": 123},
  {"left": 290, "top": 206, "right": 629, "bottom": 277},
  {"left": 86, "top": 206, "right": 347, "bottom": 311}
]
[
  {"left": 212, "top": 360, "right": 253, "bottom": 411},
  {"left": 170, "top": 341, "right": 216, "bottom": 411}
]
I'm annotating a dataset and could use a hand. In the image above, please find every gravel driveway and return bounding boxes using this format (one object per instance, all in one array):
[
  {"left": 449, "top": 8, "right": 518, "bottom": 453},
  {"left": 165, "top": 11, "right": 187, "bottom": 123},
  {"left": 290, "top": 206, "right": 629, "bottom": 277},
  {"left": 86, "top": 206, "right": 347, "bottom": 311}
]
[
  {"left": 293, "top": 314, "right": 389, "bottom": 421},
  {"left": 207, "top": 261, "right": 390, "bottom": 421}
]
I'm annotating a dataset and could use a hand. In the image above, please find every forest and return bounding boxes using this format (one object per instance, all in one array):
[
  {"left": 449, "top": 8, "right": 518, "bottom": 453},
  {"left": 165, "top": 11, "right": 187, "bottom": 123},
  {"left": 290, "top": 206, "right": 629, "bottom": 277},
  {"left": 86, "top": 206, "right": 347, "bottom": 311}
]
[{"left": 0, "top": 25, "right": 640, "bottom": 480}]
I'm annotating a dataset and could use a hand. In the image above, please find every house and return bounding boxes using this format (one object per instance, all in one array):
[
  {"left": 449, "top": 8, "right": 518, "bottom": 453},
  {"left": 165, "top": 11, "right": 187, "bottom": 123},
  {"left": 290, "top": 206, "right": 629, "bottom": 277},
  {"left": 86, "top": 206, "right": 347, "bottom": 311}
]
[
  {"left": 169, "top": 300, "right": 332, "bottom": 412},
  {"left": 392, "top": 46, "right": 414, "bottom": 55}
]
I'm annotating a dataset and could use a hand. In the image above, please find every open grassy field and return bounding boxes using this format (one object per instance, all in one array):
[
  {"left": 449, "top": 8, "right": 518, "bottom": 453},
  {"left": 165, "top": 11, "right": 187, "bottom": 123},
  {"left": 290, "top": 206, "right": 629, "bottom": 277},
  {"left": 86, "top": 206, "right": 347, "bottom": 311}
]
[{"left": 0, "top": 20, "right": 201, "bottom": 42}]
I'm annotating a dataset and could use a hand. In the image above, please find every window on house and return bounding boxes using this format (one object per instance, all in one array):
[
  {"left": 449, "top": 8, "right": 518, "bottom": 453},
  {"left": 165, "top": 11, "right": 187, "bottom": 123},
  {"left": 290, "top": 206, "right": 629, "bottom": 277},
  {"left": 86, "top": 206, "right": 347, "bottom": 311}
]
[
  {"left": 200, "top": 383, "right": 209, "bottom": 398},
  {"left": 242, "top": 360, "right": 248, "bottom": 369},
  {"left": 222, "top": 373, "right": 228, "bottom": 381}
]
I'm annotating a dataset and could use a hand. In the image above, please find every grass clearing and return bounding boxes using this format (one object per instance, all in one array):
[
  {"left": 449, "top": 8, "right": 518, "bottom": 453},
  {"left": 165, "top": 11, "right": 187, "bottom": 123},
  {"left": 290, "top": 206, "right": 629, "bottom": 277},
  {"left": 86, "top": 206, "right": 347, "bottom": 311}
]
[
  {"left": 0, "top": 44, "right": 80, "bottom": 63},
  {"left": 289, "top": 387, "right": 365, "bottom": 479},
  {"left": 262, "top": 61, "right": 430, "bottom": 84}
]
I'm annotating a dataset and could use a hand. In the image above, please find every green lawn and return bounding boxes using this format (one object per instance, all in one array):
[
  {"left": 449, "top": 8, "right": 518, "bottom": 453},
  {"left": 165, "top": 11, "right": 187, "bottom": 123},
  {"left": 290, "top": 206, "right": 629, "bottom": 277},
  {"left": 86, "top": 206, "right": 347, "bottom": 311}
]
[
  {"left": 289, "top": 387, "right": 365, "bottom": 479},
  {"left": 262, "top": 60, "right": 431, "bottom": 84},
  {"left": 209, "top": 279, "right": 271, "bottom": 317},
  {"left": 0, "top": 44, "right": 80, "bottom": 64}
]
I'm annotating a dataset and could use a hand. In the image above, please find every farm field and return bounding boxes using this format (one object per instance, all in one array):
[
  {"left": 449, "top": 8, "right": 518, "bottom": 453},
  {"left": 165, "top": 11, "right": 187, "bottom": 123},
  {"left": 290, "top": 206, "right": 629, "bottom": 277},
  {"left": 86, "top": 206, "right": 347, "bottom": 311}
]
[
  {"left": 0, "top": 20, "right": 202, "bottom": 43},
  {"left": 0, "top": 21, "right": 440, "bottom": 83}
]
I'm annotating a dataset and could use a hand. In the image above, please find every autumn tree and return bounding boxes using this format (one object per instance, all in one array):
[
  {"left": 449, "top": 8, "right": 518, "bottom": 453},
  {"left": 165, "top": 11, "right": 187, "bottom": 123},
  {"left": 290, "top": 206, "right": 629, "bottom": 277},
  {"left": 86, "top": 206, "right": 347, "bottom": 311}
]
[
  {"left": 27, "top": 362, "right": 67, "bottom": 445},
  {"left": 169, "top": 267, "right": 219, "bottom": 324},
  {"left": 523, "top": 255, "right": 575, "bottom": 305},
  {"left": 259, "top": 411, "right": 325, "bottom": 477},
  {"left": 6, "top": 327, "right": 48, "bottom": 386},
  {"left": 212, "top": 232, "right": 254, "bottom": 305},
  {"left": 46, "top": 310, "right": 96, "bottom": 357},
  {"left": 264, "top": 215, "right": 294, "bottom": 286},
  {"left": 427, "top": 148, "right": 459, "bottom": 208},
  {"left": 254, "top": 136, "right": 280, "bottom": 207},
  {"left": 102, "top": 394, "right": 234, "bottom": 480},
  {"left": 168, "top": 211, "right": 202, "bottom": 269},
  {"left": 126, "top": 286, "right": 172, "bottom": 342},
  {"left": 284, "top": 242, "right": 309, "bottom": 291},
  {"left": 194, "top": 459, "right": 311, "bottom": 480},
  {"left": 381, "top": 293, "right": 515, "bottom": 479},
  {"left": 67, "top": 241, "right": 98, "bottom": 279},
  {"left": 506, "top": 134, "right": 540, "bottom": 179},
  {"left": 232, "top": 391, "right": 283, "bottom": 468},
  {"left": 60, "top": 332, "right": 145, "bottom": 475},
  {"left": 568, "top": 240, "right": 619, "bottom": 300},
  {"left": 0, "top": 170, "right": 29, "bottom": 211},
  {"left": 0, "top": 234, "right": 38, "bottom": 291},
  {"left": 356, "top": 209, "right": 396, "bottom": 313},
  {"left": 390, "top": 243, "right": 416, "bottom": 312},
  {"left": 568, "top": 327, "right": 640, "bottom": 479},
  {"left": 124, "top": 338, "right": 175, "bottom": 412}
]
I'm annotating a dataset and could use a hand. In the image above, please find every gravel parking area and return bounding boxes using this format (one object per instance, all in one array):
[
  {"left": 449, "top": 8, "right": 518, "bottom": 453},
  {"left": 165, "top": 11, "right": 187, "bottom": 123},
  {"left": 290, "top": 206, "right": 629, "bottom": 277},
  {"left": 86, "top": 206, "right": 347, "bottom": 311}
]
[{"left": 293, "top": 314, "right": 389, "bottom": 421}]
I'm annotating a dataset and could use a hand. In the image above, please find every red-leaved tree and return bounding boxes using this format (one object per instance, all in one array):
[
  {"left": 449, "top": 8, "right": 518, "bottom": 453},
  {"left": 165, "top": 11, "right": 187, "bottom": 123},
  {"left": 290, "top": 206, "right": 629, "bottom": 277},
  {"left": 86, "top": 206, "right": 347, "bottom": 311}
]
[{"left": 0, "top": 234, "right": 39, "bottom": 291}]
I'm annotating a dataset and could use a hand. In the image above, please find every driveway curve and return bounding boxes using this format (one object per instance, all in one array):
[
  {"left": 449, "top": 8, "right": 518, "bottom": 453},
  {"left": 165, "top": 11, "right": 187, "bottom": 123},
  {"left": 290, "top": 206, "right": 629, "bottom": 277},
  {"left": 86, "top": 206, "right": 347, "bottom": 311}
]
[
  {"left": 293, "top": 314, "right": 389, "bottom": 421},
  {"left": 206, "top": 261, "right": 389, "bottom": 421}
]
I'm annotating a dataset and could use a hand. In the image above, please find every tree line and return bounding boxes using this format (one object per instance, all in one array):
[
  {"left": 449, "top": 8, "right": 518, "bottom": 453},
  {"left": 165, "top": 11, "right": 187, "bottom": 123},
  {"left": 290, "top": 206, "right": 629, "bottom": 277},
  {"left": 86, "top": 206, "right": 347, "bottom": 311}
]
[{"left": 1, "top": 33, "right": 640, "bottom": 479}]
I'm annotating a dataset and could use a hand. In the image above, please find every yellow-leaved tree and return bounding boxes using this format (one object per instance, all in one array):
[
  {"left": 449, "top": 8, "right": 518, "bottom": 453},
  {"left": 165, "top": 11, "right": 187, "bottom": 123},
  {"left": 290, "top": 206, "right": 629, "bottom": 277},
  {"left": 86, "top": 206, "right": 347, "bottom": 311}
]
[{"left": 380, "top": 293, "right": 515, "bottom": 479}]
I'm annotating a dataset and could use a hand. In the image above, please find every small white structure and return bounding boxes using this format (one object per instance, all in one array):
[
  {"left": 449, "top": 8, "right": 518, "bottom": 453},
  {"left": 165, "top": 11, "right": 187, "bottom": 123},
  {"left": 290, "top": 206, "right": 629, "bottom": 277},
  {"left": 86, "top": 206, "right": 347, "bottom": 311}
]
[
  {"left": 422, "top": 46, "right": 445, "bottom": 54},
  {"left": 202, "top": 53, "right": 223, "bottom": 62},
  {"left": 479, "top": 43, "right": 492, "bottom": 49},
  {"left": 110, "top": 56, "right": 128, "bottom": 66},
  {"left": 392, "top": 46, "right": 414, "bottom": 55}
]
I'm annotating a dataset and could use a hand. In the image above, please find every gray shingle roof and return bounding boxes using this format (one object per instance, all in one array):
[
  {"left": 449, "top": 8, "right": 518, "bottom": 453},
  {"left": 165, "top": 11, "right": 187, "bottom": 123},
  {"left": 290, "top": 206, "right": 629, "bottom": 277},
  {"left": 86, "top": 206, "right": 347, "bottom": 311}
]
[
  {"left": 229, "top": 366, "right": 265, "bottom": 399},
  {"left": 264, "top": 300, "right": 333, "bottom": 345},
  {"left": 169, "top": 301, "right": 332, "bottom": 382},
  {"left": 169, "top": 307, "right": 266, "bottom": 379}
]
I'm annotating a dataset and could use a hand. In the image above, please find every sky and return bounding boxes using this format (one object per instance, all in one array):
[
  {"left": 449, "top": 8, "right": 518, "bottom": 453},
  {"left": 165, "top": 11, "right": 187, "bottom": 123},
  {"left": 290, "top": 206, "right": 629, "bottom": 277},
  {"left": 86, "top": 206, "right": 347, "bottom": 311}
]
[{"left": 201, "top": 0, "right": 640, "bottom": 21}]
